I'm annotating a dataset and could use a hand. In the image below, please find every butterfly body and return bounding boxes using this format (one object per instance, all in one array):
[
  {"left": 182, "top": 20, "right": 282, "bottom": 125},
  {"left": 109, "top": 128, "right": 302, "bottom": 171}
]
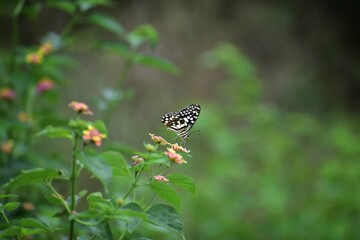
[{"left": 161, "top": 104, "right": 201, "bottom": 140}]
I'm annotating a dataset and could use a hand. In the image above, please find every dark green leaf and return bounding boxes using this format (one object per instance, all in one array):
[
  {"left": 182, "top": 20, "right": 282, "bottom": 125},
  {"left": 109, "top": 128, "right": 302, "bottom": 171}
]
[
  {"left": 36, "top": 126, "right": 73, "bottom": 141},
  {"left": 167, "top": 173, "right": 197, "bottom": 196},
  {"left": 147, "top": 204, "right": 184, "bottom": 239},
  {"left": 4, "top": 202, "right": 20, "bottom": 212},
  {"left": 46, "top": 1, "right": 76, "bottom": 14},
  {"left": 77, "top": 0, "right": 111, "bottom": 12},
  {"left": 0, "top": 226, "right": 22, "bottom": 237},
  {"left": 87, "top": 13, "right": 124, "bottom": 36},
  {"left": 80, "top": 150, "right": 112, "bottom": 193},
  {"left": 20, "top": 218, "right": 52, "bottom": 232},
  {"left": 0, "top": 194, "right": 17, "bottom": 199},
  {"left": 134, "top": 55, "right": 181, "bottom": 76},
  {"left": 3, "top": 168, "right": 65, "bottom": 191},
  {"left": 101, "top": 151, "right": 130, "bottom": 177},
  {"left": 149, "top": 181, "right": 180, "bottom": 211},
  {"left": 112, "top": 203, "right": 146, "bottom": 233},
  {"left": 128, "top": 238, "right": 153, "bottom": 240},
  {"left": 90, "top": 221, "right": 113, "bottom": 240}
]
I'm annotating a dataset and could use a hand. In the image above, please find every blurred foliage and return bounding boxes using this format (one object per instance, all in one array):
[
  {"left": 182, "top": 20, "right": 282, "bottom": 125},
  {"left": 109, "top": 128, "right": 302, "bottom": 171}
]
[{"left": 182, "top": 43, "right": 360, "bottom": 239}]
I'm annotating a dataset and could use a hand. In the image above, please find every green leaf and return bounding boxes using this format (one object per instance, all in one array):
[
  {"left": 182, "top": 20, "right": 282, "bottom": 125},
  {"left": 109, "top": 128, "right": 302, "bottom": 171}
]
[
  {"left": 111, "top": 203, "right": 147, "bottom": 233},
  {"left": 0, "top": 226, "right": 22, "bottom": 238},
  {"left": 101, "top": 151, "right": 130, "bottom": 177},
  {"left": 4, "top": 202, "right": 20, "bottom": 212},
  {"left": 0, "top": 194, "right": 17, "bottom": 199},
  {"left": 3, "top": 168, "right": 65, "bottom": 191},
  {"left": 87, "top": 13, "right": 124, "bottom": 36},
  {"left": 167, "top": 173, "right": 197, "bottom": 196},
  {"left": 46, "top": 1, "right": 76, "bottom": 14},
  {"left": 20, "top": 218, "right": 52, "bottom": 232},
  {"left": 89, "top": 221, "right": 113, "bottom": 240},
  {"left": 127, "top": 24, "right": 159, "bottom": 49},
  {"left": 77, "top": 0, "right": 111, "bottom": 12},
  {"left": 80, "top": 150, "right": 112, "bottom": 193},
  {"left": 87, "top": 192, "right": 112, "bottom": 213},
  {"left": 128, "top": 238, "right": 153, "bottom": 240},
  {"left": 36, "top": 126, "right": 73, "bottom": 141},
  {"left": 147, "top": 204, "right": 184, "bottom": 239},
  {"left": 149, "top": 181, "right": 180, "bottom": 211},
  {"left": 134, "top": 55, "right": 181, "bottom": 76},
  {"left": 145, "top": 153, "right": 171, "bottom": 166}
]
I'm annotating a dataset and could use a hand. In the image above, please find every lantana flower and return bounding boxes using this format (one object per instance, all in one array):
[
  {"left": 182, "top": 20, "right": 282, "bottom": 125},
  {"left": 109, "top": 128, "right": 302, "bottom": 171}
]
[
  {"left": 171, "top": 143, "right": 190, "bottom": 153},
  {"left": 25, "top": 52, "right": 43, "bottom": 64},
  {"left": 1, "top": 140, "right": 14, "bottom": 154},
  {"left": 154, "top": 175, "right": 169, "bottom": 182},
  {"left": 38, "top": 42, "right": 53, "bottom": 55},
  {"left": 68, "top": 101, "right": 93, "bottom": 115},
  {"left": 0, "top": 87, "right": 16, "bottom": 100},
  {"left": 131, "top": 155, "right": 144, "bottom": 167},
  {"left": 36, "top": 77, "right": 55, "bottom": 93},
  {"left": 82, "top": 125, "right": 107, "bottom": 147},
  {"left": 149, "top": 133, "right": 169, "bottom": 145},
  {"left": 165, "top": 148, "right": 187, "bottom": 164}
]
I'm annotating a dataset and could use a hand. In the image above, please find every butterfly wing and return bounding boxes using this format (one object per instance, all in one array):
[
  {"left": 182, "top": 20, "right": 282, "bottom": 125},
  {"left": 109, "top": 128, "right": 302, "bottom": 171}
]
[{"left": 161, "top": 104, "right": 201, "bottom": 139}]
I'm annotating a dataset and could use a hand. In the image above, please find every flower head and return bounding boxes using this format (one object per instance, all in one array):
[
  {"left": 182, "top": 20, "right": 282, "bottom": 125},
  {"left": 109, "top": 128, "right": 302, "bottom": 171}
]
[
  {"left": 36, "top": 77, "right": 55, "bottom": 93},
  {"left": 131, "top": 155, "right": 144, "bottom": 167},
  {"left": 0, "top": 87, "right": 16, "bottom": 100},
  {"left": 69, "top": 101, "right": 93, "bottom": 115},
  {"left": 154, "top": 175, "right": 169, "bottom": 182},
  {"left": 38, "top": 42, "right": 53, "bottom": 55},
  {"left": 171, "top": 143, "right": 190, "bottom": 153},
  {"left": 149, "top": 133, "right": 169, "bottom": 145},
  {"left": 1, "top": 140, "right": 14, "bottom": 154},
  {"left": 82, "top": 125, "right": 107, "bottom": 147},
  {"left": 165, "top": 148, "right": 187, "bottom": 164},
  {"left": 22, "top": 202, "right": 35, "bottom": 211},
  {"left": 25, "top": 52, "right": 43, "bottom": 64}
]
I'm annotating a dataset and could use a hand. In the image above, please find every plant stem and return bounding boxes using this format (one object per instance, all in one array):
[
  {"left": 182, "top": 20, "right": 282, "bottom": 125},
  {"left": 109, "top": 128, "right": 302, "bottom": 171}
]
[
  {"left": 69, "top": 134, "right": 79, "bottom": 240},
  {"left": 2, "top": 210, "right": 21, "bottom": 240},
  {"left": 122, "top": 165, "right": 145, "bottom": 200}
]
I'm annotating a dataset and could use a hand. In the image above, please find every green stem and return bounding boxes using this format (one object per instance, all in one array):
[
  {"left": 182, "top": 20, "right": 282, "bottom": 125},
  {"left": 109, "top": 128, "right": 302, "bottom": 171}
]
[
  {"left": 2, "top": 210, "right": 21, "bottom": 240},
  {"left": 44, "top": 180, "right": 71, "bottom": 213},
  {"left": 118, "top": 228, "right": 127, "bottom": 240},
  {"left": 61, "top": 14, "right": 80, "bottom": 38},
  {"left": 69, "top": 134, "right": 79, "bottom": 240},
  {"left": 122, "top": 165, "right": 145, "bottom": 200}
]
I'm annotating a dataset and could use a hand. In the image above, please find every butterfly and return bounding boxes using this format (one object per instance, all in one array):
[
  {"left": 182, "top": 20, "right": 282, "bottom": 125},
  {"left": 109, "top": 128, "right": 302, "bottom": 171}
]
[{"left": 161, "top": 104, "right": 201, "bottom": 140}]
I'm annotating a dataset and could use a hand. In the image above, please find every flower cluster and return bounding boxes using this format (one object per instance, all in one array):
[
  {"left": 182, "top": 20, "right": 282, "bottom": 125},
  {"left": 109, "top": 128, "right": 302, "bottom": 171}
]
[
  {"left": 0, "top": 87, "right": 16, "bottom": 101},
  {"left": 25, "top": 41, "right": 53, "bottom": 64},
  {"left": 149, "top": 133, "right": 190, "bottom": 164},
  {"left": 68, "top": 101, "right": 93, "bottom": 115},
  {"left": 36, "top": 77, "right": 55, "bottom": 93},
  {"left": 18, "top": 111, "right": 32, "bottom": 123},
  {"left": 82, "top": 125, "right": 107, "bottom": 147},
  {"left": 131, "top": 155, "right": 144, "bottom": 167}
]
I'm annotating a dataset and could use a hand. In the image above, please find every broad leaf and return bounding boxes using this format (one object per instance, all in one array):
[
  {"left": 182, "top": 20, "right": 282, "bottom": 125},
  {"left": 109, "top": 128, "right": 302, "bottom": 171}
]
[
  {"left": 167, "top": 173, "right": 197, "bottom": 196},
  {"left": 102, "top": 41, "right": 135, "bottom": 60},
  {"left": 80, "top": 150, "right": 112, "bottom": 193},
  {"left": 127, "top": 24, "right": 158, "bottom": 49},
  {"left": 147, "top": 204, "right": 184, "bottom": 239},
  {"left": 46, "top": 1, "right": 76, "bottom": 14},
  {"left": 36, "top": 126, "right": 73, "bottom": 141},
  {"left": 0, "top": 226, "right": 22, "bottom": 238},
  {"left": 112, "top": 203, "right": 146, "bottom": 233},
  {"left": 101, "top": 151, "right": 130, "bottom": 177},
  {"left": 149, "top": 181, "right": 180, "bottom": 211},
  {"left": 3, "top": 168, "right": 65, "bottom": 191},
  {"left": 4, "top": 202, "right": 20, "bottom": 212},
  {"left": 20, "top": 218, "right": 52, "bottom": 232},
  {"left": 88, "top": 13, "right": 124, "bottom": 36},
  {"left": 134, "top": 55, "right": 181, "bottom": 75},
  {"left": 146, "top": 153, "right": 171, "bottom": 166},
  {"left": 89, "top": 221, "right": 113, "bottom": 240}
]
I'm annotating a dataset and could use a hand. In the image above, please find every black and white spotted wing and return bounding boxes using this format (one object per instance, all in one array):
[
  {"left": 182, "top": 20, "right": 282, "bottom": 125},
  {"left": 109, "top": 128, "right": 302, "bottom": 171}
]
[{"left": 161, "top": 104, "right": 201, "bottom": 139}]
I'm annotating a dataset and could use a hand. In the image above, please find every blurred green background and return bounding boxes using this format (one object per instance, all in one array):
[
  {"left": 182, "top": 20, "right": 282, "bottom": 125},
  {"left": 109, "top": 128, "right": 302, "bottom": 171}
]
[{"left": 2, "top": 0, "right": 360, "bottom": 239}]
